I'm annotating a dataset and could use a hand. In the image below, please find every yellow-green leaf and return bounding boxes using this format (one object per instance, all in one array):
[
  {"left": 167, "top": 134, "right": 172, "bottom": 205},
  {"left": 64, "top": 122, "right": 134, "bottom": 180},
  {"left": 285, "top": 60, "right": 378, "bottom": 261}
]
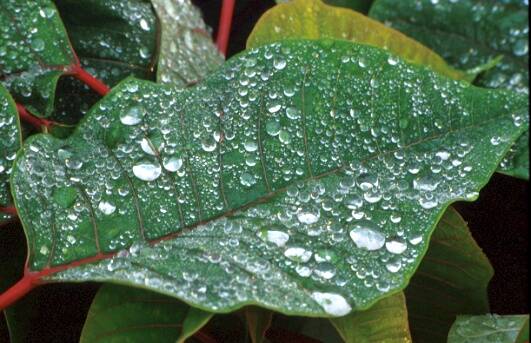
[{"left": 247, "top": 0, "right": 475, "bottom": 81}]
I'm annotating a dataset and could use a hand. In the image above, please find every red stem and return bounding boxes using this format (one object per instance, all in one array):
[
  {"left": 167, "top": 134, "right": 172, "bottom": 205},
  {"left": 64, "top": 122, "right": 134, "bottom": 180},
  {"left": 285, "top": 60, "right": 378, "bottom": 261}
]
[
  {"left": 0, "top": 206, "right": 17, "bottom": 216},
  {"left": 16, "top": 104, "right": 54, "bottom": 131},
  {"left": 70, "top": 65, "right": 110, "bottom": 96},
  {"left": 216, "top": 0, "right": 236, "bottom": 56},
  {"left": 0, "top": 273, "right": 40, "bottom": 309}
]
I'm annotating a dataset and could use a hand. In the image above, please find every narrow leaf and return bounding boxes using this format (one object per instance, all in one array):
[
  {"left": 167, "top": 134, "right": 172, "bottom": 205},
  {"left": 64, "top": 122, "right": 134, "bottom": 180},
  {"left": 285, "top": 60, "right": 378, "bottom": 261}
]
[
  {"left": 81, "top": 283, "right": 213, "bottom": 343},
  {"left": 330, "top": 292, "right": 412, "bottom": 342},
  {"left": 406, "top": 206, "right": 493, "bottom": 342},
  {"left": 244, "top": 307, "right": 273, "bottom": 343},
  {"left": 369, "top": 0, "right": 529, "bottom": 179},
  {"left": 0, "top": 84, "right": 21, "bottom": 223},
  {"left": 248, "top": 0, "right": 473, "bottom": 81},
  {"left": 448, "top": 314, "right": 530, "bottom": 343},
  {"left": 7, "top": 40, "right": 528, "bottom": 316},
  {"left": 152, "top": 0, "right": 224, "bottom": 86}
]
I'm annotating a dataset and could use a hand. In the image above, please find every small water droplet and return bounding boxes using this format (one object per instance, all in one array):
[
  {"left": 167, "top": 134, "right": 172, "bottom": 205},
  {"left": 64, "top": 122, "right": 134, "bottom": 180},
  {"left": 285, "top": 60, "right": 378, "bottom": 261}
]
[{"left": 120, "top": 106, "right": 145, "bottom": 125}]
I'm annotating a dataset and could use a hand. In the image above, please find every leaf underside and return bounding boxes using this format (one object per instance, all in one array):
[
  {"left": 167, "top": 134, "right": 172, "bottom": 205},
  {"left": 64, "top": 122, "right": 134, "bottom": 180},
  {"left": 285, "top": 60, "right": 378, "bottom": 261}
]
[
  {"left": 11, "top": 40, "right": 528, "bottom": 316},
  {"left": 369, "top": 0, "right": 530, "bottom": 179}
]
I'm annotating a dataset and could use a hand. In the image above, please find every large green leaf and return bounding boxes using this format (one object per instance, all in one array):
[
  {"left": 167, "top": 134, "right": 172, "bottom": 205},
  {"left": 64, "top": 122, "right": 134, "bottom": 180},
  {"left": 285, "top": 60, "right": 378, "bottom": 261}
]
[
  {"left": 81, "top": 284, "right": 212, "bottom": 343},
  {"left": 369, "top": 0, "right": 529, "bottom": 179},
  {"left": 405, "top": 206, "right": 493, "bottom": 342},
  {"left": 448, "top": 314, "right": 530, "bottom": 343},
  {"left": 0, "top": 84, "right": 21, "bottom": 223},
  {"left": 0, "top": 0, "right": 76, "bottom": 118},
  {"left": 152, "top": 0, "right": 224, "bottom": 86},
  {"left": 330, "top": 292, "right": 411, "bottom": 342},
  {"left": 248, "top": 0, "right": 477, "bottom": 81},
  {"left": 8, "top": 40, "right": 528, "bottom": 316},
  {"left": 276, "top": 0, "right": 375, "bottom": 14}
]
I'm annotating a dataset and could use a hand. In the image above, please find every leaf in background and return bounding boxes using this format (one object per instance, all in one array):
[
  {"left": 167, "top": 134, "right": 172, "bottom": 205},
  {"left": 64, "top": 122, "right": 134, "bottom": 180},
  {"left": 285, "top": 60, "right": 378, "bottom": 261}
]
[
  {"left": 406, "top": 206, "right": 493, "bottom": 342},
  {"left": 448, "top": 314, "right": 530, "bottom": 343},
  {"left": 330, "top": 292, "right": 411, "bottom": 342},
  {"left": 498, "top": 131, "right": 529, "bottom": 180},
  {"left": 248, "top": 0, "right": 475, "bottom": 81},
  {"left": 152, "top": 0, "right": 224, "bottom": 86},
  {"left": 51, "top": 0, "right": 158, "bottom": 124},
  {"left": 80, "top": 284, "right": 212, "bottom": 343},
  {"left": 244, "top": 307, "right": 273, "bottom": 343},
  {"left": 369, "top": 0, "right": 529, "bottom": 180},
  {"left": 0, "top": 84, "right": 21, "bottom": 223},
  {"left": 0, "top": 0, "right": 76, "bottom": 117},
  {"left": 276, "top": 0, "right": 375, "bottom": 14},
  {"left": 8, "top": 40, "right": 528, "bottom": 316}
]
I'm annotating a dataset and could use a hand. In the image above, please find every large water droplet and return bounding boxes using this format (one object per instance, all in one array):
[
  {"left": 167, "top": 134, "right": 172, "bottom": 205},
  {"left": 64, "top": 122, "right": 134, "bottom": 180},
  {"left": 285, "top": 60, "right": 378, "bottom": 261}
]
[
  {"left": 349, "top": 220, "right": 385, "bottom": 251},
  {"left": 258, "top": 229, "right": 290, "bottom": 247},
  {"left": 284, "top": 247, "right": 312, "bottom": 263},
  {"left": 311, "top": 292, "right": 352, "bottom": 316},
  {"left": 162, "top": 156, "right": 183, "bottom": 172},
  {"left": 98, "top": 201, "right": 116, "bottom": 215},
  {"left": 120, "top": 106, "right": 145, "bottom": 125},
  {"left": 385, "top": 238, "right": 407, "bottom": 254},
  {"left": 297, "top": 207, "right": 320, "bottom": 224},
  {"left": 133, "top": 161, "right": 162, "bottom": 181},
  {"left": 314, "top": 262, "right": 336, "bottom": 279}
]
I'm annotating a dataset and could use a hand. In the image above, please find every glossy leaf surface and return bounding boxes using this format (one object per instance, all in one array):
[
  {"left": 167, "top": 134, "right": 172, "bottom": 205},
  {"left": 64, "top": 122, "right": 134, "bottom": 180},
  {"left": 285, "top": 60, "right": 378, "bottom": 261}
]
[
  {"left": 448, "top": 314, "right": 529, "bottom": 343},
  {"left": 0, "top": 84, "right": 20, "bottom": 222},
  {"left": 248, "top": 0, "right": 473, "bottom": 81},
  {"left": 152, "top": 0, "right": 224, "bottom": 86},
  {"left": 406, "top": 206, "right": 493, "bottom": 342},
  {"left": 369, "top": 0, "right": 529, "bottom": 179},
  {"left": 10, "top": 40, "right": 528, "bottom": 316},
  {"left": 330, "top": 292, "right": 411, "bottom": 342},
  {"left": 0, "top": 0, "right": 76, "bottom": 117},
  {"left": 81, "top": 284, "right": 212, "bottom": 343},
  {"left": 277, "top": 0, "right": 374, "bottom": 14}
]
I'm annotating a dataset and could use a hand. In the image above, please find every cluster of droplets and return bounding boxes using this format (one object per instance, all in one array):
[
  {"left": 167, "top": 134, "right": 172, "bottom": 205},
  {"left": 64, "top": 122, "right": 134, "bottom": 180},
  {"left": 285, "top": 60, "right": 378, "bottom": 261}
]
[
  {"left": 152, "top": 0, "right": 224, "bottom": 86},
  {"left": 16, "top": 40, "right": 528, "bottom": 315},
  {"left": 0, "top": 90, "right": 19, "bottom": 217},
  {"left": 449, "top": 314, "right": 528, "bottom": 342}
]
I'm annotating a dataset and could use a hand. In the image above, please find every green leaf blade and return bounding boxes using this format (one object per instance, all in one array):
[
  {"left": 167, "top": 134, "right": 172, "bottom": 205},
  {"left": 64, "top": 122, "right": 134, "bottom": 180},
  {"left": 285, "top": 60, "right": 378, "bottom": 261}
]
[
  {"left": 10, "top": 40, "right": 528, "bottom": 316},
  {"left": 448, "top": 314, "right": 530, "bottom": 343},
  {"left": 80, "top": 284, "right": 213, "bottom": 343}
]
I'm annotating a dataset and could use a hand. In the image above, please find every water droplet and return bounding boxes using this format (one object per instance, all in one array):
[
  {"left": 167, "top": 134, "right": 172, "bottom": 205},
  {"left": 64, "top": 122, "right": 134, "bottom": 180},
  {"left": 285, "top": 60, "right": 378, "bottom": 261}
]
[
  {"left": 279, "top": 130, "right": 291, "bottom": 144},
  {"left": 349, "top": 220, "right": 385, "bottom": 251},
  {"left": 243, "top": 140, "right": 258, "bottom": 152},
  {"left": 240, "top": 172, "right": 256, "bottom": 187},
  {"left": 297, "top": 208, "right": 320, "bottom": 224},
  {"left": 133, "top": 161, "right": 162, "bottom": 181},
  {"left": 201, "top": 137, "right": 217, "bottom": 152},
  {"left": 284, "top": 247, "right": 312, "bottom": 263},
  {"left": 513, "top": 39, "right": 528, "bottom": 56},
  {"left": 120, "top": 106, "right": 145, "bottom": 125},
  {"left": 98, "top": 201, "right": 116, "bottom": 215},
  {"left": 314, "top": 262, "right": 336, "bottom": 279},
  {"left": 311, "top": 292, "right": 351, "bottom": 316},
  {"left": 139, "top": 18, "right": 150, "bottom": 31},
  {"left": 31, "top": 38, "right": 45, "bottom": 52},
  {"left": 258, "top": 229, "right": 290, "bottom": 247},
  {"left": 273, "top": 58, "right": 287, "bottom": 70},
  {"left": 266, "top": 121, "right": 280, "bottom": 136},
  {"left": 162, "top": 156, "right": 183, "bottom": 172},
  {"left": 413, "top": 174, "right": 439, "bottom": 191},
  {"left": 387, "top": 55, "right": 399, "bottom": 65},
  {"left": 385, "top": 238, "right": 407, "bottom": 254},
  {"left": 286, "top": 107, "right": 301, "bottom": 120}
]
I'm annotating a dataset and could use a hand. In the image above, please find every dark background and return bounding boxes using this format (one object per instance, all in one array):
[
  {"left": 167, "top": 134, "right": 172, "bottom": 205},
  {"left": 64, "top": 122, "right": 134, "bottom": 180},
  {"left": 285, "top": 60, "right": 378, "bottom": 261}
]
[{"left": 0, "top": 0, "right": 528, "bottom": 342}]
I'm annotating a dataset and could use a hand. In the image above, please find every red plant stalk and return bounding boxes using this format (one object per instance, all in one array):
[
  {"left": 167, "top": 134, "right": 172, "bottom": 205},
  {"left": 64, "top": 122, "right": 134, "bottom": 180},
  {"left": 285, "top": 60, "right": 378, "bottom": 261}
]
[
  {"left": 69, "top": 65, "right": 110, "bottom": 96},
  {"left": 216, "top": 0, "right": 236, "bottom": 56},
  {"left": 0, "top": 206, "right": 17, "bottom": 216},
  {"left": 16, "top": 104, "right": 54, "bottom": 131}
]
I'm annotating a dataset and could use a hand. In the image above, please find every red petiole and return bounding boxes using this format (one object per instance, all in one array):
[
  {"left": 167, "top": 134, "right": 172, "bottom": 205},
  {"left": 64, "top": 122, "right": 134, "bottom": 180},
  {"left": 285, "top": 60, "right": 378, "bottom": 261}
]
[{"left": 216, "top": 0, "right": 236, "bottom": 56}]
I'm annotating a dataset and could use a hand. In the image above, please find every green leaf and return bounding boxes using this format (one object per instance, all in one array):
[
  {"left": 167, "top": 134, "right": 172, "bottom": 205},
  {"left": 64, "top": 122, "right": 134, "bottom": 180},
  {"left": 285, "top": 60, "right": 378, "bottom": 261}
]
[
  {"left": 406, "top": 206, "right": 493, "bottom": 342},
  {"left": 498, "top": 131, "right": 529, "bottom": 180},
  {"left": 330, "top": 292, "right": 411, "bottom": 342},
  {"left": 248, "top": 0, "right": 474, "bottom": 81},
  {"left": 369, "top": 0, "right": 529, "bottom": 179},
  {"left": 244, "top": 307, "right": 273, "bottom": 343},
  {"left": 81, "top": 283, "right": 212, "bottom": 343},
  {"left": 448, "top": 314, "right": 530, "bottom": 343},
  {"left": 152, "top": 0, "right": 224, "bottom": 86},
  {"left": 0, "top": 0, "right": 76, "bottom": 117},
  {"left": 0, "top": 84, "right": 21, "bottom": 222},
  {"left": 9, "top": 40, "right": 528, "bottom": 316}
]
